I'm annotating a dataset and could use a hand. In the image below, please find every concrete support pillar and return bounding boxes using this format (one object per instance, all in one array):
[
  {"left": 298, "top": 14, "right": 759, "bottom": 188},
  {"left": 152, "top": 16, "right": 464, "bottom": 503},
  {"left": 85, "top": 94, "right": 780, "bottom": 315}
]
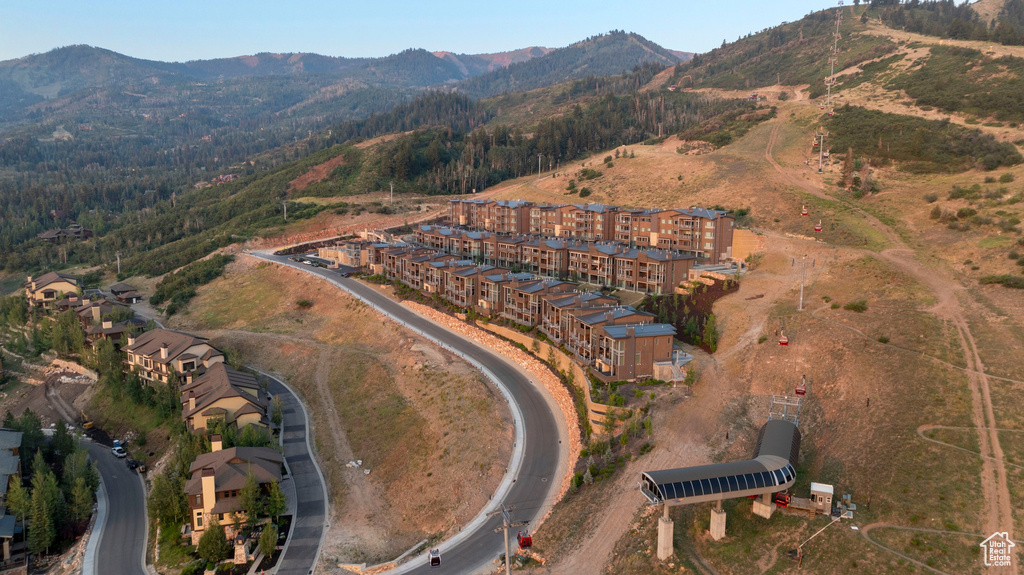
[
  {"left": 752, "top": 492, "right": 776, "bottom": 519},
  {"left": 657, "top": 504, "right": 674, "bottom": 560},
  {"left": 710, "top": 500, "right": 727, "bottom": 541}
]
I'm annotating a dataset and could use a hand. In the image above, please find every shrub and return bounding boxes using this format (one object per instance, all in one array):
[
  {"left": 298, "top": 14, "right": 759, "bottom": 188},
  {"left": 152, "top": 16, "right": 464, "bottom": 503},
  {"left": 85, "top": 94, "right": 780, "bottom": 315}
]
[
  {"left": 923, "top": 193, "right": 938, "bottom": 203},
  {"left": 579, "top": 188, "right": 592, "bottom": 198},
  {"left": 197, "top": 520, "right": 231, "bottom": 564},
  {"left": 929, "top": 206, "right": 942, "bottom": 219},
  {"left": 1009, "top": 252, "right": 1020, "bottom": 260},
  {"left": 877, "top": 336, "right": 890, "bottom": 344},
  {"left": 831, "top": 302, "right": 841, "bottom": 309},
  {"left": 999, "top": 173, "right": 1015, "bottom": 183},
  {"left": 956, "top": 207, "right": 978, "bottom": 219},
  {"left": 296, "top": 299, "right": 313, "bottom": 308},
  {"left": 843, "top": 300, "right": 868, "bottom": 312},
  {"left": 979, "top": 275, "right": 1024, "bottom": 289},
  {"left": 758, "top": 335, "right": 767, "bottom": 344},
  {"left": 603, "top": 155, "right": 613, "bottom": 163},
  {"left": 579, "top": 168, "right": 602, "bottom": 180}
]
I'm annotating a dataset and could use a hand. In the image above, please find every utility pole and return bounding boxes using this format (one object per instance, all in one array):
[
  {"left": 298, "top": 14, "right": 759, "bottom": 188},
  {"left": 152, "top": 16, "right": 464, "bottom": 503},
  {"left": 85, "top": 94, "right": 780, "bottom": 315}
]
[
  {"left": 116, "top": 252, "right": 121, "bottom": 275},
  {"left": 489, "top": 504, "right": 528, "bottom": 575},
  {"left": 390, "top": 181, "right": 394, "bottom": 205},
  {"left": 793, "top": 255, "right": 815, "bottom": 311},
  {"left": 537, "top": 154, "right": 542, "bottom": 177},
  {"left": 818, "top": 131, "right": 826, "bottom": 173},
  {"left": 283, "top": 201, "right": 287, "bottom": 222}
]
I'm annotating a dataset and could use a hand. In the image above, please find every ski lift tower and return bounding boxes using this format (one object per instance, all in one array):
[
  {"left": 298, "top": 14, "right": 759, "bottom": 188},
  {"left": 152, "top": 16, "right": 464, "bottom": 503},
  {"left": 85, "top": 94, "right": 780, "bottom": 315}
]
[
  {"left": 826, "top": 1, "right": 843, "bottom": 113},
  {"left": 793, "top": 255, "right": 816, "bottom": 311},
  {"left": 769, "top": 395, "right": 803, "bottom": 426}
]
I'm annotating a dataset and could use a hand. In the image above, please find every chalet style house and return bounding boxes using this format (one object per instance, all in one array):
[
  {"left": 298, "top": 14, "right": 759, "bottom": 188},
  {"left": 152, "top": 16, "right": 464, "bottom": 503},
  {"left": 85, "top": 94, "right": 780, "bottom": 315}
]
[
  {"left": 123, "top": 328, "right": 224, "bottom": 384},
  {"left": 185, "top": 438, "right": 282, "bottom": 544},
  {"left": 25, "top": 272, "right": 80, "bottom": 310},
  {"left": 181, "top": 364, "right": 269, "bottom": 434}
]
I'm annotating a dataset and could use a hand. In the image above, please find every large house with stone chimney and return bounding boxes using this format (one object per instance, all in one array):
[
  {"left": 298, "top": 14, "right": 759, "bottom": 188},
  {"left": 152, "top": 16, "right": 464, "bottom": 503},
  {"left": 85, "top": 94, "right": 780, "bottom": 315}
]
[
  {"left": 185, "top": 438, "right": 282, "bottom": 544},
  {"left": 181, "top": 364, "right": 269, "bottom": 434},
  {"left": 24, "top": 272, "right": 80, "bottom": 310},
  {"left": 123, "top": 328, "right": 224, "bottom": 385}
]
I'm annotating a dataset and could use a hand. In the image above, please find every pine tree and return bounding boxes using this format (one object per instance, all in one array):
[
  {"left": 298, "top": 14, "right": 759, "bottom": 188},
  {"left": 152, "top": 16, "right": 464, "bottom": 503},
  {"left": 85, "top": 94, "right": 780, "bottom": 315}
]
[
  {"left": 29, "top": 494, "right": 56, "bottom": 555},
  {"left": 258, "top": 524, "right": 278, "bottom": 558},
  {"left": 238, "top": 470, "right": 265, "bottom": 531},
  {"left": 266, "top": 482, "right": 286, "bottom": 522},
  {"left": 70, "top": 476, "right": 92, "bottom": 524},
  {"left": 197, "top": 519, "right": 231, "bottom": 564}
]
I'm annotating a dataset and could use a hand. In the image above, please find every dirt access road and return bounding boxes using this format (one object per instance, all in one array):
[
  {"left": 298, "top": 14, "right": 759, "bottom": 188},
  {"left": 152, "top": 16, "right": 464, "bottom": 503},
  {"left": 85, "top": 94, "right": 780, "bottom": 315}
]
[{"left": 764, "top": 108, "right": 1018, "bottom": 573}]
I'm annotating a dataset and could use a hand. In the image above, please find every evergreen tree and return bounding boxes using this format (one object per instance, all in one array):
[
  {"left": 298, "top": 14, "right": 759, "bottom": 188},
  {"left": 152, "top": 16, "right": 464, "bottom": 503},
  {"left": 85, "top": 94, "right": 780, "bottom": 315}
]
[
  {"left": 51, "top": 309, "right": 84, "bottom": 357},
  {"left": 69, "top": 476, "right": 93, "bottom": 524},
  {"left": 258, "top": 523, "right": 278, "bottom": 558},
  {"left": 265, "top": 481, "right": 286, "bottom": 522},
  {"left": 148, "top": 473, "right": 188, "bottom": 527},
  {"left": 28, "top": 497, "right": 55, "bottom": 555},
  {"left": 196, "top": 519, "right": 231, "bottom": 564},
  {"left": 7, "top": 480, "right": 30, "bottom": 532},
  {"left": 238, "top": 470, "right": 265, "bottom": 531},
  {"left": 50, "top": 421, "right": 74, "bottom": 461}
]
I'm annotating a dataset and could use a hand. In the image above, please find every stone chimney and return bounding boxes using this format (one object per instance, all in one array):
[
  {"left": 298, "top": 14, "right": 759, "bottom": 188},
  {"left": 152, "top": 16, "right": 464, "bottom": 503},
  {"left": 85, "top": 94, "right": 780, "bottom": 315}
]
[
  {"left": 92, "top": 306, "right": 102, "bottom": 322},
  {"left": 26, "top": 276, "right": 32, "bottom": 284},
  {"left": 605, "top": 311, "right": 614, "bottom": 325},
  {"left": 210, "top": 434, "right": 222, "bottom": 452},
  {"left": 160, "top": 343, "right": 169, "bottom": 360},
  {"left": 127, "top": 333, "right": 135, "bottom": 346},
  {"left": 188, "top": 391, "right": 196, "bottom": 411},
  {"left": 82, "top": 298, "right": 91, "bottom": 306},
  {"left": 102, "top": 320, "right": 112, "bottom": 329}
]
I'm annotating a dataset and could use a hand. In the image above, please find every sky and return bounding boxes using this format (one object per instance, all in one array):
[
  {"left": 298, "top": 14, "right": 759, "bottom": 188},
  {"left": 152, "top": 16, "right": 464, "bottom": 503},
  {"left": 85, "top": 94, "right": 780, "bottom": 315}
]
[{"left": 0, "top": 1, "right": 836, "bottom": 62}]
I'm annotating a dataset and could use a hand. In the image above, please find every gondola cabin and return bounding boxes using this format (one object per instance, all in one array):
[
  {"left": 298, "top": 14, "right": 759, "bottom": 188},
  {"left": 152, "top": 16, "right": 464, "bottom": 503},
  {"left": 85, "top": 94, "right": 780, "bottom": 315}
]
[
  {"left": 518, "top": 530, "right": 533, "bottom": 549},
  {"left": 814, "top": 220, "right": 822, "bottom": 232},
  {"left": 801, "top": 205, "right": 809, "bottom": 216},
  {"left": 429, "top": 549, "right": 441, "bottom": 568},
  {"left": 779, "top": 330, "right": 789, "bottom": 346},
  {"left": 774, "top": 491, "right": 792, "bottom": 507},
  {"left": 796, "top": 376, "right": 807, "bottom": 396}
]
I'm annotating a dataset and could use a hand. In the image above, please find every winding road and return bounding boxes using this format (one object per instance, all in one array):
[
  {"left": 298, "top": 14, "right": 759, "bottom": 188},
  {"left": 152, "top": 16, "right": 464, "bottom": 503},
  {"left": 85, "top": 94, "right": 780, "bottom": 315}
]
[
  {"left": 85, "top": 442, "right": 148, "bottom": 575},
  {"left": 252, "top": 251, "right": 567, "bottom": 574}
]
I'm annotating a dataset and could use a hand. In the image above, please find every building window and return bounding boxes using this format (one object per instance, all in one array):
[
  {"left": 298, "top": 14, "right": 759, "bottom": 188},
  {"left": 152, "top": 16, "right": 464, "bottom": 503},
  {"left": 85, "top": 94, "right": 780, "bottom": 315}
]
[
  {"left": 196, "top": 494, "right": 202, "bottom": 505},
  {"left": 196, "top": 513, "right": 203, "bottom": 528}
]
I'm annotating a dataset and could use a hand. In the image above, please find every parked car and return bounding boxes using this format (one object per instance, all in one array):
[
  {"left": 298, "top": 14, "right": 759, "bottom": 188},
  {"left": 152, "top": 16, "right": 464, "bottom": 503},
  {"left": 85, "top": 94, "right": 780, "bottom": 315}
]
[
  {"left": 126, "top": 459, "right": 139, "bottom": 470},
  {"left": 112, "top": 446, "right": 127, "bottom": 458}
]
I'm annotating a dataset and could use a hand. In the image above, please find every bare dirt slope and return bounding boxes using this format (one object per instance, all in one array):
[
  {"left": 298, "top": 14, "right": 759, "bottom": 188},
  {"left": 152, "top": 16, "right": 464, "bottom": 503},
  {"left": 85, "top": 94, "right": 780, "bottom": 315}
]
[{"left": 169, "top": 257, "right": 514, "bottom": 568}]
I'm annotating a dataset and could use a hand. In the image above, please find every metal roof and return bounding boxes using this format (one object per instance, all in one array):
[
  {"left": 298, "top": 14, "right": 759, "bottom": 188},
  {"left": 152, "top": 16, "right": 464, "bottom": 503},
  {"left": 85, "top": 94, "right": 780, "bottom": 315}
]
[
  {"left": 640, "top": 420, "right": 800, "bottom": 505},
  {"left": 602, "top": 323, "right": 677, "bottom": 338}
]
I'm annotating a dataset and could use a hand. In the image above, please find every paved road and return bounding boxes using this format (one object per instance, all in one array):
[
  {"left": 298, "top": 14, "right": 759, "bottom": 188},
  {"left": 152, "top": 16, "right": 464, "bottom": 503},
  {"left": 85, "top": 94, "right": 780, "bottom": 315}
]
[
  {"left": 86, "top": 442, "right": 147, "bottom": 575},
  {"left": 255, "top": 252, "right": 564, "bottom": 574},
  {"left": 262, "top": 374, "right": 328, "bottom": 575}
]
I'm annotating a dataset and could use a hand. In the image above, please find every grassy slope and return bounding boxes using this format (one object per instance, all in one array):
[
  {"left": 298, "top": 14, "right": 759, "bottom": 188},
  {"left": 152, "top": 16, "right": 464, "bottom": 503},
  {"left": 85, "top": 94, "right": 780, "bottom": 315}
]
[{"left": 168, "top": 257, "right": 514, "bottom": 564}]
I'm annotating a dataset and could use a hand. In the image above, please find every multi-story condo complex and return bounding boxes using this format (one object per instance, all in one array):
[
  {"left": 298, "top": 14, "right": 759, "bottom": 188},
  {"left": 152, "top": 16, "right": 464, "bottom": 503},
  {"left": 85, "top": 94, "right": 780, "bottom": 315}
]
[{"left": 449, "top": 199, "right": 735, "bottom": 263}]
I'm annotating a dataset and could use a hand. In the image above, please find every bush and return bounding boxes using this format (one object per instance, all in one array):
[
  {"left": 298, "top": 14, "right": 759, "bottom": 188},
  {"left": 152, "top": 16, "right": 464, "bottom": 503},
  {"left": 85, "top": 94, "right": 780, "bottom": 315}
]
[
  {"left": 1000, "top": 173, "right": 1015, "bottom": 183},
  {"left": 843, "top": 300, "right": 868, "bottom": 313},
  {"left": 956, "top": 207, "right": 978, "bottom": 219},
  {"left": 579, "top": 188, "right": 592, "bottom": 198},
  {"left": 877, "top": 336, "right": 890, "bottom": 344},
  {"left": 831, "top": 302, "right": 841, "bottom": 309},
  {"left": 579, "top": 168, "right": 602, "bottom": 180},
  {"left": 296, "top": 299, "right": 313, "bottom": 308},
  {"left": 923, "top": 193, "right": 938, "bottom": 203},
  {"left": 758, "top": 335, "right": 767, "bottom": 344},
  {"left": 929, "top": 206, "right": 942, "bottom": 219},
  {"left": 197, "top": 520, "right": 231, "bottom": 564},
  {"left": 979, "top": 275, "right": 1024, "bottom": 289}
]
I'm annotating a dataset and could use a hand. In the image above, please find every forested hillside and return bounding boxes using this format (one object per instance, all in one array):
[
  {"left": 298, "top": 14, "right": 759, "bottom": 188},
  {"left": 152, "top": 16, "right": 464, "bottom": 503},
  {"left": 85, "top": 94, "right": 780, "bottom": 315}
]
[
  {"left": 871, "top": 0, "right": 1024, "bottom": 45},
  {"left": 457, "top": 31, "right": 685, "bottom": 98}
]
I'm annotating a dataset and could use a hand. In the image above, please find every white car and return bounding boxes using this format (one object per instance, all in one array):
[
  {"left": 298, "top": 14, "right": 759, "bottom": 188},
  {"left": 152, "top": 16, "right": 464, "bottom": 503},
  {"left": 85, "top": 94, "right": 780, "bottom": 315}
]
[{"left": 111, "top": 446, "right": 127, "bottom": 458}]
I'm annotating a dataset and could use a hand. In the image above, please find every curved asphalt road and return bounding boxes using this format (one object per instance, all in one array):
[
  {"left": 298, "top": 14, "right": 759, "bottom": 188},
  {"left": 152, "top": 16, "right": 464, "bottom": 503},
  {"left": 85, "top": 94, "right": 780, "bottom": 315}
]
[
  {"left": 263, "top": 373, "right": 328, "bottom": 575},
  {"left": 86, "top": 442, "right": 147, "bottom": 575},
  {"left": 255, "top": 252, "right": 564, "bottom": 574}
]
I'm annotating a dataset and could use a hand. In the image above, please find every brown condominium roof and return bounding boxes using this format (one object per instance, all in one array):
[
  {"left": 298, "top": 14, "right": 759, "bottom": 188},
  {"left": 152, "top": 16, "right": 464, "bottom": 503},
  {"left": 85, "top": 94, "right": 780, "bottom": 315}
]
[
  {"left": 28, "top": 271, "right": 80, "bottom": 290},
  {"left": 124, "top": 328, "right": 214, "bottom": 364},
  {"left": 181, "top": 364, "right": 266, "bottom": 420},
  {"left": 185, "top": 446, "right": 283, "bottom": 497}
]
